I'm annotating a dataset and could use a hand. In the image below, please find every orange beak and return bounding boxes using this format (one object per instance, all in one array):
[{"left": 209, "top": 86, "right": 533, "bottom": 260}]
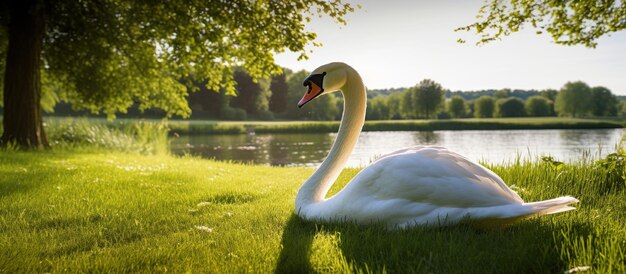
[
  {"left": 298, "top": 81, "right": 323, "bottom": 108},
  {"left": 298, "top": 72, "right": 326, "bottom": 108}
]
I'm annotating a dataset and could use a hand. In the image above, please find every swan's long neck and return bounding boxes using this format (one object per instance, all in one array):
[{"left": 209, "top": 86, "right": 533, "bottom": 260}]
[{"left": 296, "top": 67, "right": 366, "bottom": 210}]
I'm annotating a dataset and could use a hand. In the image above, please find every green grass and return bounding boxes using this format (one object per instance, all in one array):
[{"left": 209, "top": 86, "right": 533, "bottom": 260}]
[
  {"left": 1, "top": 149, "right": 625, "bottom": 273},
  {"left": 44, "top": 118, "right": 170, "bottom": 154}
]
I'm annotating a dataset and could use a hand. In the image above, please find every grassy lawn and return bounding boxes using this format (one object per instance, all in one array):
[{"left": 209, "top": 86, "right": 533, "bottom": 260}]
[{"left": 1, "top": 149, "right": 625, "bottom": 273}]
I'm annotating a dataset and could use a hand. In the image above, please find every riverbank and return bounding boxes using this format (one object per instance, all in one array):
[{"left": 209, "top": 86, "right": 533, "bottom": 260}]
[
  {"left": 39, "top": 116, "right": 625, "bottom": 135},
  {"left": 167, "top": 117, "right": 625, "bottom": 135},
  {"left": 1, "top": 149, "right": 625, "bottom": 272}
]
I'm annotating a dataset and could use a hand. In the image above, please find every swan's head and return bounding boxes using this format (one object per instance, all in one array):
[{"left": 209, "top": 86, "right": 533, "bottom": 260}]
[{"left": 298, "top": 62, "right": 348, "bottom": 108}]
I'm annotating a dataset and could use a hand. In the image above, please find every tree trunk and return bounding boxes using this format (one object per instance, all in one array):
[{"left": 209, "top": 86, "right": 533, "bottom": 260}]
[{"left": 1, "top": 1, "right": 48, "bottom": 148}]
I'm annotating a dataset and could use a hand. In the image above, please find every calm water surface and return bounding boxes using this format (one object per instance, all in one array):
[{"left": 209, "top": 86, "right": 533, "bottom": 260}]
[{"left": 170, "top": 129, "right": 624, "bottom": 167}]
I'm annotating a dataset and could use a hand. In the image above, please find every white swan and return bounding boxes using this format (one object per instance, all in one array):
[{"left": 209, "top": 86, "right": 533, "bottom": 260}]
[{"left": 295, "top": 62, "right": 578, "bottom": 228}]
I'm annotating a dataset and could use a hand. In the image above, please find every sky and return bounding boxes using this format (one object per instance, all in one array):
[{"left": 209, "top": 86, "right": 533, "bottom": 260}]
[{"left": 274, "top": 0, "right": 626, "bottom": 95}]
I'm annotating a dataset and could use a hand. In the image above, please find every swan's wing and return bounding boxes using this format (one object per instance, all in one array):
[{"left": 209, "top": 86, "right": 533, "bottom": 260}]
[{"left": 338, "top": 146, "right": 523, "bottom": 208}]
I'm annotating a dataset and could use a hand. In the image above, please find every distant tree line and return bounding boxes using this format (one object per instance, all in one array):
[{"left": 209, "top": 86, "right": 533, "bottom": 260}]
[
  {"left": 184, "top": 68, "right": 341, "bottom": 121},
  {"left": 49, "top": 68, "right": 625, "bottom": 121},
  {"left": 365, "top": 80, "right": 623, "bottom": 120},
  {"left": 180, "top": 70, "right": 626, "bottom": 120}
]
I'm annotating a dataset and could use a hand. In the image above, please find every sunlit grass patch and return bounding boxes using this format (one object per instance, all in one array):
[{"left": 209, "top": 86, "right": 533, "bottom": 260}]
[{"left": 0, "top": 149, "right": 625, "bottom": 272}]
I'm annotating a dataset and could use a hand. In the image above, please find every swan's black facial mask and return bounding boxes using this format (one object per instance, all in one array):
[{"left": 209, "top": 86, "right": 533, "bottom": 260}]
[{"left": 298, "top": 72, "right": 326, "bottom": 108}]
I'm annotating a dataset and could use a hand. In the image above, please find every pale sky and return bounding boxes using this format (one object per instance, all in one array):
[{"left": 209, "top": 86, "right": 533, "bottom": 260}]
[{"left": 275, "top": 0, "right": 626, "bottom": 95}]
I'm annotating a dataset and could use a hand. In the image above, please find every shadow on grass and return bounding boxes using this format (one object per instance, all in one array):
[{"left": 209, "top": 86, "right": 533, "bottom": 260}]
[
  {"left": 0, "top": 152, "right": 56, "bottom": 198},
  {"left": 275, "top": 216, "right": 316, "bottom": 273},
  {"left": 276, "top": 214, "right": 593, "bottom": 273}
]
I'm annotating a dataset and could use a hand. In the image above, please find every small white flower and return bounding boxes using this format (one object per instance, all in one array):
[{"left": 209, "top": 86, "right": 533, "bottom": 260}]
[
  {"left": 195, "top": 226, "right": 213, "bottom": 233},
  {"left": 227, "top": 252, "right": 238, "bottom": 258},
  {"left": 564, "top": 266, "right": 591, "bottom": 273},
  {"left": 197, "top": 202, "right": 211, "bottom": 207}
]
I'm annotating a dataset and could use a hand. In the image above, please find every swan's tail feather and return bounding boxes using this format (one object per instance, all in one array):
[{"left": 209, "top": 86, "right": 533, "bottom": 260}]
[
  {"left": 522, "top": 196, "right": 579, "bottom": 216},
  {"left": 468, "top": 196, "right": 579, "bottom": 229}
]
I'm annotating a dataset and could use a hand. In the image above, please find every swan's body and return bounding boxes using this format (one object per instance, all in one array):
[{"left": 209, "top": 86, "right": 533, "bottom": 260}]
[{"left": 296, "top": 62, "right": 578, "bottom": 228}]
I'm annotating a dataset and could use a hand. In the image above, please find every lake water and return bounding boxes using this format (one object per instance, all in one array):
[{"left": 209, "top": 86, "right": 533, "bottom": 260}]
[{"left": 170, "top": 129, "right": 624, "bottom": 167}]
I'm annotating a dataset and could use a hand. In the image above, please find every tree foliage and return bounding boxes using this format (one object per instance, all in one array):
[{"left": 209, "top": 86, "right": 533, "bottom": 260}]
[
  {"left": 447, "top": 96, "right": 467, "bottom": 118},
  {"left": 367, "top": 96, "right": 391, "bottom": 120},
  {"left": 231, "top": 70, "right": 263, "bottom": 114},
  {"left": 619, "top": 101, "right": 626, "bottom": 117},
  {"left": 406, "top": 79, "right": 445, "bottom": 119},
  {"left": 540, "top": 89, "right": 558, "bottom": 101},
  {"left": 540, "top": 88, "right": 558, "bottom": 115},
  {"left": 17, "top": 0, "right": 352, "bottom": 117},
  {"left": 0, "top": 0, "right": 354, "bottom": 147},
  {"left": 457, "top": 0, "right": 626, "bottom": 47},
  {"left": 186, "top": 81, "right": 224, "bottom": 118},
  {"left": 269, "top": 72, "right": 289, "bottom": 114},
  {"left": 555, "top": 81, "right": 593, "bottom": 117},
  {"left": 386, "top": 92, "right": 404, "bottom": 120},
  {"left": 591, "top": 86, "right": 619, "bottom": 116},
  {"left": 401, "top": 89, "right": 416, "bottom": 119},
  {"left": 494, "top": 88, "right": 510, "bottom": 99},
  {"left": 524, "top": 95, "right": 551, "bottom": 117},
  {"left": 496, "top": 97, "right": 525, "bottom": 117},
  {"left": 474, "top": 96, "right": 496, "bottom": 118}
]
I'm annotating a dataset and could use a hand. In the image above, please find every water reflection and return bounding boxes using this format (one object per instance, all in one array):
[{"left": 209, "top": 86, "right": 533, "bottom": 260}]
[
  {"left": 170, "top": 129, "right": 624, "bottom": 167},
  {"left": 412, "top": 131, "right": 440, "bottom": 145},
  {"left": 172, "top": 133, "right": 334, "bottom": 166}
]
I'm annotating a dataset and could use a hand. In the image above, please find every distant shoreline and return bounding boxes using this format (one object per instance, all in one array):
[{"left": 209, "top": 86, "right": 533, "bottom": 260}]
[
  {"left": 150, "top": 117, "right": 625, "bottom": 135},
  {"left": 33, "top": 116, "right": 624, "bottom": 136}
]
